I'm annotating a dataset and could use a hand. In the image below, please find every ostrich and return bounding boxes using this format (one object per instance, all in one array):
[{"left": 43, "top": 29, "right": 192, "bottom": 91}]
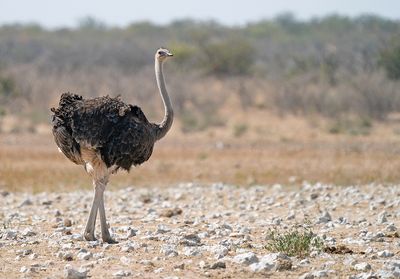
[{"left": 51, "top": 48, "right": 174, "bottom": 243}]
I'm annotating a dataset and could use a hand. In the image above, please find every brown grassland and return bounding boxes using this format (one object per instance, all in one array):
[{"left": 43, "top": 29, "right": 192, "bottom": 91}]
[{"left": 2, "top": 110, "right": 400, "bottom": 193}]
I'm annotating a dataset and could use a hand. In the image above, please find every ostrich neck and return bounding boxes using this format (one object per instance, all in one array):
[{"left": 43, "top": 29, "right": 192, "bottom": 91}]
[{"left": 155, "top": 59, "right": 173, "bottom": 141}]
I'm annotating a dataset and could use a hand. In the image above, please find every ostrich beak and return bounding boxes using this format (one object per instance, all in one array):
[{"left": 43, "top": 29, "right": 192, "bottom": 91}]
[{"left": 167, "top": 53, "right": 173, "bottom": 57}]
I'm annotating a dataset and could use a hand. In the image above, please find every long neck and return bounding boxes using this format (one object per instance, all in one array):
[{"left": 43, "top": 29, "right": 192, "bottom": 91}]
[{"left": 154, "top": 59, "right": 174, "bottom": 141}]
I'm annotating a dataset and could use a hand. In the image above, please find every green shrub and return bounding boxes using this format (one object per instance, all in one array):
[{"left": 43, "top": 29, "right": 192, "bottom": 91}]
[
  {"left": 379, "top": 37, "right": 400, "bottom": 80},
  {"left": 233, "top": 123, "right": 248, "bottom": 138},
  {"left": 200, "top": 37, "right": 255, "bottom": 76},
  {"left": 265, "top": 227, "right": 323, "bottom": 257}
]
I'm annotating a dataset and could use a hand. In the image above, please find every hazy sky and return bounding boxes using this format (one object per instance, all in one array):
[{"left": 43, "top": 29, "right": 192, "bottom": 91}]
[{"left": 2, "top": 0, "right": 400, "bottom": 28}]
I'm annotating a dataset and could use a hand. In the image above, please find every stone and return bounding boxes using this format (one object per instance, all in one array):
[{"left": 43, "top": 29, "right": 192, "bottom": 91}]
[
  {"left": 299, "top": 273, "right": 315, "bottom": 279},
  {"left": 21, "top": 227, "right": 36, "bottom": 237},
  {"left": 312, "top": 270, "right": 329, "bottom": 278},
  {"left": 377, "top": 211, "right": 388, "bottom": 224},
  {"left": 112, "top": 270, "right": 132, "bottom": 277},
  {"left": 208, "top": 245, "right": 229, "bottom": 259},
  {"left": 64, "top": 265, "right": 87, "bottom": 279},
  {"left": 120, "top": 256, "right": 131, "bottom": 265},
  {"left": 353, "top": 263, "right": 372, "bottom": 272},
  {"left": 377, "top": 250, "right": 394, "bottom": 258},
  {"left": 183, "top": 247, "right": 201, "bottom": 256},
  {"left": 19, "top": 198, "right": 33, "bottom": 207},
  {"left": 210, "top": 261, "right": 226, "bottom": 269},
  {"left": 180, "top": 234, "right": 201, "bottom": 246},
  {"left": 77, "top": 251, "right": 92, "bottom": 261},
  {"left": 249, "top": 253, "right": 292, "bottom": 272},
  {"left": 233, "top": 252, "right": 259, "bottom": 266},
  {"left": 317, "top": 211, "right": 332, "bottom": 224},
  {"left": 126, "top": 228, "right": 137, "bottom": 238},
  {"left": 160, "top": 208, "right": 182, "bottom": 217},
  {"left": 160, "top": 245, "right": 178, "bottom": 257},
  {"left": 64, "top": 218, "right": 72, "bottom": 227}
]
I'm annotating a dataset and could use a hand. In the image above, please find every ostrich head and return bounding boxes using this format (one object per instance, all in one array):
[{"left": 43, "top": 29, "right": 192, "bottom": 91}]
[{"left": 155, "top": 47, "right": 173, "bottom": 62}]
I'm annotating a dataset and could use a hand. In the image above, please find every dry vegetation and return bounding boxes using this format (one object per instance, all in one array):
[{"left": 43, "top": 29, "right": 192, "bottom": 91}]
[{"left": 3, "top": 110, "right": 400, "bottom": 192}]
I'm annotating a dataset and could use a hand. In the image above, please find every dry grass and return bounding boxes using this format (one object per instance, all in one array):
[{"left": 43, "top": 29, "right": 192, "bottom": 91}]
[{"left": 2, "top": 111, "right": 400, "bottom": 193}]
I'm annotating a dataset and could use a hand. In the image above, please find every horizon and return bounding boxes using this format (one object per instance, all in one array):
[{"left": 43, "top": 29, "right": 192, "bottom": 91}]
[
  {"left": 1, "top": 0, "right": 400, "bottom": 29},
  {"left": 0, "top": 12, "right": 399, "bottom": 30}
]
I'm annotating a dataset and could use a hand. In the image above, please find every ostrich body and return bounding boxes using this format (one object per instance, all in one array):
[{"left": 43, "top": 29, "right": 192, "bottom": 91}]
[{"left": 51, "top": 48, "right": 173, "bottom": 243}]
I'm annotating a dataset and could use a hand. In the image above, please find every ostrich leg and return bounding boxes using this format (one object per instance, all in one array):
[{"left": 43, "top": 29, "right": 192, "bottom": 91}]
[
  {"left": 83, "top": 179, "right": 103, "bottom": 241},
  {"left": 98, "top": 183, "right": 118, "bottom": 244}
]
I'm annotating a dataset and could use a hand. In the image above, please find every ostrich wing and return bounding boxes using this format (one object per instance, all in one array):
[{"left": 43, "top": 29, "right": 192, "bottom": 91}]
[{"left": 52, "top": 93, "right": 155, "bottom": 171}]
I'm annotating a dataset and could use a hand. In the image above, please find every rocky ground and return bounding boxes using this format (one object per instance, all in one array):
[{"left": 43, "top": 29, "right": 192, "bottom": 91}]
[{"left": 0, "top": 182, "right": 399, "bottom": 278}]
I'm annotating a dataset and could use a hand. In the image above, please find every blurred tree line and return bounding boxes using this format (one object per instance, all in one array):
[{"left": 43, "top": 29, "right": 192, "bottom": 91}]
[{"left": 0, "top": 14, "right": 400, "bottom": 132}]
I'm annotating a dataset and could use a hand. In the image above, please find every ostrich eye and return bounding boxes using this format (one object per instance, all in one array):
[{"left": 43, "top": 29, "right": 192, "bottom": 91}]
[{"left": 158, "top": 51, "right": 163, "bottom": 55}]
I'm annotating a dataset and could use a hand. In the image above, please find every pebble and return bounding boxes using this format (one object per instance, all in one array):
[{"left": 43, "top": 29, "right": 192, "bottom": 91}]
[
  {"left": 112, "top": 270, "right": 132, "bottom": 277},
  {"left": 377, "top": 250, "right": 394, "bottom": 258},
  {"left": 64, "top": 265, "right": 87, "bottom": 279},
  {"left": 19, "top": 198, "right": 33, "bottom": 207},
  {"left": 160, "top": 245, "right": 178, "bottom": 257},
  {"left": 180, "top": 234, "right": 201, "bottom": 246},
  {"left": 120, "top": 256, "right": 131, "bottom": 265},
  {"left": 126, "top": 228, "right": 137, "bottom": 238},
  {"left": 377, "top": 211, "right": 388, "bottom": 224},
  {"left": 77, "top": 251, "right": 92, "bottom": 261},
  {"left": 317, "top": 211, "right": 332, "bottom": 224},
  {"left": 233, "top": 252, "right": 259, "bottom": 266},
  {"left": 299, "top": 273, "right": 315, "bottom": 279},
  {"left": 64, "top": 219, "right": 72, "bottom": 227},
  {"left": 249, "top": 253, "right": 292, "bottom": 272},
  {"left": 21, "top": 228, "right": 36, "bottom": 237},
  {"left": 353, "top": 262, "right": 372, "bottom": 272},
  {"left": 210, "top": 261, "right": 226, "bottom": 269}
]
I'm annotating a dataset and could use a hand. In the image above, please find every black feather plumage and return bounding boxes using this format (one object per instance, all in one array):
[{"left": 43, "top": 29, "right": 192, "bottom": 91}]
[{"left": 51, "top": 92, "right": 157, "bottom": 171}]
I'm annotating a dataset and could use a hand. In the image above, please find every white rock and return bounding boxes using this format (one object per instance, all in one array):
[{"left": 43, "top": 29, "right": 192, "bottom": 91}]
[
  {"left": 233, "top": 252, "right": 259, "bottom": 266},
  {"left": 20, "top": 266, "right": 30, "bottom": 273},
  {"left": 249, "top": 253, "right": 291, "bottom": 272},
  {"left": 377, "top": 211, "right": 388, "bottom": 224},
  {"left": 354, "top": 263, "right": 372, "bottom": 272},
  {"left": 183, "top": 247, "right": 201, "bottom": 256},
  {"left": 160, "top": 245, "right": 178, "bottom": 257},
  {"left": 385, "top": 224, "right": 397, "bottom": 232},
  {"left": 299, "top": 273, "right": 315, "bottom": 279},
  {"left": 349, "top": 272, "right": 378, "bottom": 279},
  {"left": 126, "top": 228, "right": 137, "bottom": 238},
  {"left": 317, "top": 211, "right": 332, "bottom": 224},
  {"left": 378, "top": 250, "right": 394, "bottom": 258},
  {"left": 208, "top": 245, "right": 229, "bottom": 259},
  {"left": 3, "top": 230, "right": 17, "bottom": 240},
  {"left": 154, "top": 267, "right": 164, "bottom": 273},
  {"left": 19, "top": 198, "right": 33, "bottom": 207},
  {"left": 64, "top": 265, "right": 87, "bottom": 279},
  {"left": 28, "top": 253, "right": 38, "bottom": 260},
  {"left": 77, "top": 251, "right": 92, "bottom": 261},
  {"left": 112, "top": 270, "right": 132, "bottom": 277},
  {"left": 21, "top": 227, "right": 36, "bottom": 237},
  {"left": 312, "top": 270, "right": 329, "bottom": 277},
  {"left": 120, "top": 256, "right": 131, "bottom": 265}
]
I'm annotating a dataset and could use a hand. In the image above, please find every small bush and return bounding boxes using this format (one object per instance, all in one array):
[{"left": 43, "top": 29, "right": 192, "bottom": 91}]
[
  {"left": 233, "top": 123, "right": 248, "bottom": 138},
  {"left": 328, "top": 116, "right": 372, "bottom": 136},
  {"left": 379, "top": 37, "right": 400, "bottom": 80},
  {"left": 265, "top": 227, "right": 323, "bottom": 257},
  {"left": 200, "top": 37, "right": 255, "bottom": 76}
]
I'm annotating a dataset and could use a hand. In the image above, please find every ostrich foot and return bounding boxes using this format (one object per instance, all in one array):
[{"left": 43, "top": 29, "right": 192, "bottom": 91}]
[
  {"left": 84, "top": 232, "right": 97, "bottom": 241},
  {"left": 102, "top": 235, "right": 118, "bottom": 244}
]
